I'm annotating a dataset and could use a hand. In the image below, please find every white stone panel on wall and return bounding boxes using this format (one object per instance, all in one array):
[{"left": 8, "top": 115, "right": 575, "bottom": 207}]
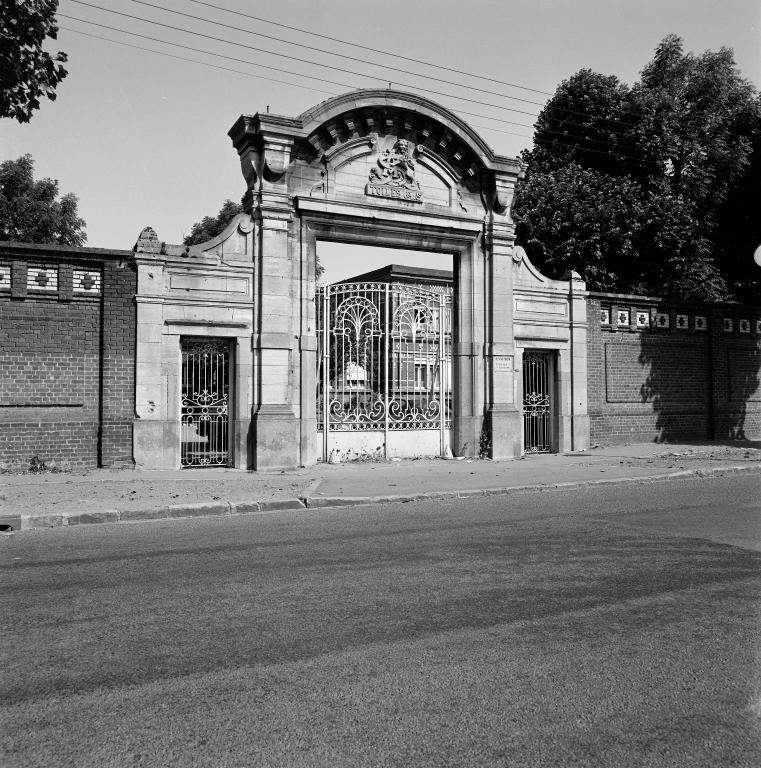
[
  {"left": 169, "top": 274, "right": 249, "bottom": 294},
  {"left": 515, "top": 299, "right": 568, "bottom": 316}
]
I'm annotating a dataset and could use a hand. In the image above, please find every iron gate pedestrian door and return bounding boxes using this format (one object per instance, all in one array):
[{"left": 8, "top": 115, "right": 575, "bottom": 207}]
[
  {"left": 317, "top": 282, "right": 452, "bottom": 461},
  {"left": 522, "top": 350, "right": 554, "bottom": 453},
  {"left": 181, "top": 338, "right": 231, "bottom": 467}
]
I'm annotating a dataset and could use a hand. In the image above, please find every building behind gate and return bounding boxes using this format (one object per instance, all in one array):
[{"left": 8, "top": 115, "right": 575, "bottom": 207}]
[{"left": 1, "top": 89, "right": 759, "bottom": 472}]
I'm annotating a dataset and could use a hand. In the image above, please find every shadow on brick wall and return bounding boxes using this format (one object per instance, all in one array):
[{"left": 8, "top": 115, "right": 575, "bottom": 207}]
[{"left": 638, "top": 328, "right": 761, "bottom": 443}]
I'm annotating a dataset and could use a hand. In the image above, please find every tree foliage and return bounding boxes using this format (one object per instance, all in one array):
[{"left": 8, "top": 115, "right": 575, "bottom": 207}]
[
  {"left": 184, "top": 199, "right": 325, "bottom": 278},
  {"left": 514, "top": 35, "right": 760, "bottom": 302},
  {"left": 0, "top": 1, "right": 68, "bottom": 123},
  {"left": 183, "top": 199, "right": 244, "bottom": 246},
  {"left": 0, "top": 155, "right": 86, "bottom": 246}
]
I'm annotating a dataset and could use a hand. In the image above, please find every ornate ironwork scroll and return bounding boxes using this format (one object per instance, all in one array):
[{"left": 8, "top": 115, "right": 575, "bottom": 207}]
[
  {"left": 387, "top": 289, "right": 449, "bottom": 431},
  {"left": 522, "top": 351, "right": 552, "bottom": 453},
  {"left": 181, "top": 338, "right": 231, "bottom": 467},
  {"left": 317, "top": 281, "right": 452, "bottom": 458}
]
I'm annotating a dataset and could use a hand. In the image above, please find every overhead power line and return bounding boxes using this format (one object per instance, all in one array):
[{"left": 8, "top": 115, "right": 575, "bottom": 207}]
[
  {"left": 186, "top": 0, "right": 554, "bottom": 98},
  {"left": 60, "top": 15, "right": 662, "bottom": 165},
  {"left": 123, "top": 0, "right": 547, "bottom": 109},
  {"left": 179, "top": 0, "right": 753, "bottom": 143},
  {"left": 67, "top": 1, "right": 542, "bottom": 117},
  {"left": 64, "top": 24, "right": 536, "bottom": 143},
  {"left": 60, "top": 16, "right": 535, "bottom": 133},
  {"left": 68, "top": 0, "right": 670, "bottom": 143},
  {"left": 60, "top": 25, "right": 342, "bottom": 97}
]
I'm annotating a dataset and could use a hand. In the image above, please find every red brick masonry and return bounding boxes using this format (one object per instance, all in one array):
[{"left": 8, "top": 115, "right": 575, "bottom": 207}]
[{"left": 0, "top": 242, "right": 136, "bottom": 469}]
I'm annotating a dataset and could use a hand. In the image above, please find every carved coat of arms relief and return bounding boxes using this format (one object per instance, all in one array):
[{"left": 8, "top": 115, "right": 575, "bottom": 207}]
[{"left": 366, "top": 139, "right": 423, "bottom": 202}]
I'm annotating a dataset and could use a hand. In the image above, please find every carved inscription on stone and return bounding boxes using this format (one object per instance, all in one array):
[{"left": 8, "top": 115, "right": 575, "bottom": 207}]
[{"left": 366, "top": 139, "right": 423, "bottom": 203}]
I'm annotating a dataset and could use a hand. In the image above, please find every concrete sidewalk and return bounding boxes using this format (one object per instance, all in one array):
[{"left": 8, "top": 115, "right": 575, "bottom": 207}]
[{"left": 1, "top": 442, "right": 759, "bottom": 531}]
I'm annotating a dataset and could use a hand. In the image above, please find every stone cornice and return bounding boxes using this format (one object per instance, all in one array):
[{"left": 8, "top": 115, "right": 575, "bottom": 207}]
[
  {"left": 295, "top": 195, "right": 483, "bottom": 233},
  {"left": 0, "top": 241, "right": 132, "bottom": 260}
]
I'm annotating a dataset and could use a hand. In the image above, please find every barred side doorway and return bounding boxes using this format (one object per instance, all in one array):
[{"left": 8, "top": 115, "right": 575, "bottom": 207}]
[
  {"left": 317, "top": 282, "right": 452, "bottom": 461},
  {"left": 180, "top": 338, "right": 232, "bottom": 467},
  {"left": 522, "top": 350, "right": 555, "bottom": 453}
]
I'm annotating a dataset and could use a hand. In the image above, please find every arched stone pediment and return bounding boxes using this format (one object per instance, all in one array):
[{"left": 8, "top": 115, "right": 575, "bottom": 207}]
[
  {"left": 228, "top": 89, "right": 521, "bottom": 216},
  {"left": 295, "top": 89, "right": 516, "bottom": 176}
]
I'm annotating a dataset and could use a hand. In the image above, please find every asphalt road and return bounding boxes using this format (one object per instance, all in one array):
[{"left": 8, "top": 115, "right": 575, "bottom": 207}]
[{"left": 2, "top": 475, "right": 760, "bottom": 767}]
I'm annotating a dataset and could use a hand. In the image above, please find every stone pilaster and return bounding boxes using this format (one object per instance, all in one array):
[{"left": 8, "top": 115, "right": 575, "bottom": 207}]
[
  {"left": 298, "top": 220, "right": 319, "bottom": 466},
  {"left": 451, "top": 241, "right": 483, "bottom": 457},
  {"left": 566, "top": 271, "right": 590, "bottom": 451},
  {"left": 483, "top": 208, "right": 521, "bottom": 459},
  {"left": 250, "top": 136, "right": 301, "bottom": 470}
]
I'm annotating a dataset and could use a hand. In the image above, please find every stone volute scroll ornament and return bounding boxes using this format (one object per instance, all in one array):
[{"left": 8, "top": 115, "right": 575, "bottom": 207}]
[{"left": 366, "top": 138, "right": 423, "bottom": 202}]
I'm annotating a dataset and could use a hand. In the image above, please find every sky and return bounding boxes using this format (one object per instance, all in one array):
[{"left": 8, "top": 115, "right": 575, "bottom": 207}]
[{"left": 2, "top": 0, "right": 759, "bottom": 284}]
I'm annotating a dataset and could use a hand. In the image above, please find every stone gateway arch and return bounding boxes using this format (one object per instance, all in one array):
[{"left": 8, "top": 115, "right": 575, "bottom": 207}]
[{"left": 133, "top": 90, "right": 589, "bottom": 470}]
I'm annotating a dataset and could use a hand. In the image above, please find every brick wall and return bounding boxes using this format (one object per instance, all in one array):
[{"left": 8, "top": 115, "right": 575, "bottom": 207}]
[
  {"left": 0, "top": 243, "right": 136, "bottom": 469},
  {"left": 101, "top": 259, "right": 137, "bottom": 466},
  {"left": 587, "top": 293, "right": 761, "bottom": 444}
]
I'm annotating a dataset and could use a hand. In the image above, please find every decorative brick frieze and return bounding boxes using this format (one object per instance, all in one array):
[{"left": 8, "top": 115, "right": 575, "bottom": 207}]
[
  {"left": 635, "top": 311, "right": 649, "bottom": 329},
  {"left": 11, "top": 260, "right": 27, "bottom": 298},
  {"left": 0, "top": 262, "right": 9, "bottom": 292},
  {"left": 616, "top": 309, "right": 630, "bottom": 327},
  {"left": 598, "top": 302, "right": 717, "bottom": 335},
  {"left": 27, "top": 263, "right": 58, "bottom": 293},
  {"left": 73, "top": 268, "right": 102, "bottom": 295}
]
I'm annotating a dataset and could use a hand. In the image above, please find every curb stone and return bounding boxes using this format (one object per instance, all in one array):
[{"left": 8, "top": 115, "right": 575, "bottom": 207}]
[
  {"left": 259, "top": 498, "right": 306, "bottom": 512},
  {"left": 119, "top": 507, "right": 169, "bottom": 522},
  {"left": 229, "top": 501, "right": 261, "bottom": 515},
  {"left": 21, "top": 514, "right": 66, "bottom": 530},
  {"left": 167, "top": 501, "right": 230, "bottom": 518},
  {"left": 67, "top": 510, "right": 120, "bottom": 526},
  {"left": 304, "top": 496, "right": 375, "bottom": 509},
  {"left": 5, "top": 464, "right": 758, "bottom": 532}
]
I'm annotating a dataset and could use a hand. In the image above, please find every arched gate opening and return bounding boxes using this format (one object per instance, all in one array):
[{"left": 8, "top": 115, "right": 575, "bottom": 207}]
[{"left": 132, "top": 90, "right": 590, "bottom": 470}]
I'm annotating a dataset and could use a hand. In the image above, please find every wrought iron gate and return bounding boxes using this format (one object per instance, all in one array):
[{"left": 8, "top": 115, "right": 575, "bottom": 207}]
[
  {"left": 181, "top": 338, "right": 231, "bottom": 467},
  {"left": 317, "top": 282, "right": 452, "bottom": 460},
  {"left": 522, "top": 350, "right": 553, "bottom": 453}
]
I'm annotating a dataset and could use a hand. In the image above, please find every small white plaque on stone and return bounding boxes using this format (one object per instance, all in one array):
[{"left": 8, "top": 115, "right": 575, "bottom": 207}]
[{"left": 494, "top": 356, "right": 513, "bottom": 371}]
